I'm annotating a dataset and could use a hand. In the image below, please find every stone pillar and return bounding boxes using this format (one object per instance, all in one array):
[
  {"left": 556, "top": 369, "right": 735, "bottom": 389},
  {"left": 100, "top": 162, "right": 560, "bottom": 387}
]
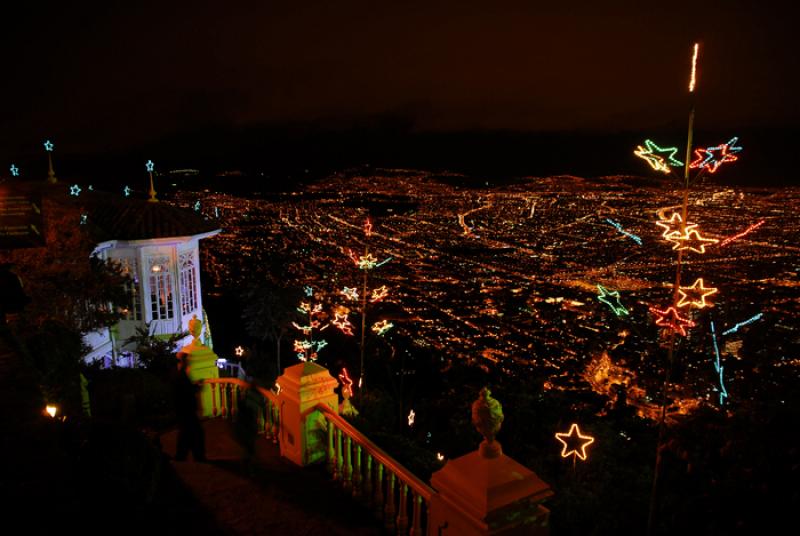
[
  {"left": 177, "top": 314, "right": 219, "bottom": 418},
  {"left": 428, "top": 388, "right": 553, "bottom": 535},
  {"left": 277, "top": 361, "right": 339, "bottom": 466}
]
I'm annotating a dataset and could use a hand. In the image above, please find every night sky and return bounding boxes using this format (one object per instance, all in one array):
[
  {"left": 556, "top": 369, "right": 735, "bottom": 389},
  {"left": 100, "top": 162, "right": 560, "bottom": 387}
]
[{"left": 2, "top": 1, "right": 798, "bottom": 183}]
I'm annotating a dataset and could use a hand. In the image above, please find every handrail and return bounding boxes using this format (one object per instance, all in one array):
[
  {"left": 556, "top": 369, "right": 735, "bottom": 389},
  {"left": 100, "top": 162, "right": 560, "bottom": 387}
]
[
  {"left": 202, "top": 377, "right": 280, "bottom": 407},
  {"left": 308, "top": 402, "right": 435, "bottom": 501}
]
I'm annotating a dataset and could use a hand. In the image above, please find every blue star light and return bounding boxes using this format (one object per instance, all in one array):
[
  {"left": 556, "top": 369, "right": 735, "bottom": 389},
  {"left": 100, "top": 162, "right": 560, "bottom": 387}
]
[
  {"left": 194, "top": 200, "right": 201, "bottom": 212},
  {"left": 70, "top": 184, "right": 81, "bottom": 196},
  {"left": 43, "top": 140, "right": 54, "bottom": 152},
  {"left": 145, "top": 160, "right": 155, "bottom": 172},
  {"left": 304, "top": 286, "right": 314, "bottom": 297},
  {"left": 80, "top": 214, "right": 88, "bottom": 225},
  {"left": 123, "top": 185, "right": 131, "bottom": 197},
  {"left": 88, "top": 185, "right": 93, "bottom": 191},
  {"left": 597, "top": 284, "right": 629, "bottom": 316},
  {"left": 10, "top": 164, "right": 19, "bottom": 176}
]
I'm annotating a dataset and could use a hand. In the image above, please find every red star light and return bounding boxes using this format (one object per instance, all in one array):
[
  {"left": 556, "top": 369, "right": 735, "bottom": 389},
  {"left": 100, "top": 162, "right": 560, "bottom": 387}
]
[
  {"left": 338, "top": 368, "right": 354, "bottom": 397},
  {"left": 650, "top": 306, "right": 696, "bottom": 336}
]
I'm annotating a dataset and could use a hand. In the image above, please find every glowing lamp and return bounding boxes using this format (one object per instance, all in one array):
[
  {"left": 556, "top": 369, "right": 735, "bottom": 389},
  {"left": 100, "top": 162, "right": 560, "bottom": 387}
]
[{"left": 45, "top": 405, "right": 58, "bottom": 418}]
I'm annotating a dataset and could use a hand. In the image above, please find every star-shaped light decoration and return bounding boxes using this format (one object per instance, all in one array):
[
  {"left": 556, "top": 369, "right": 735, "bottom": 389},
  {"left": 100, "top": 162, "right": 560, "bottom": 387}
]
[
  {"left": 304, "top": 286, "right": 314, "bottom": 297},
  {"left": 9, "top": 164, "right": 19, "bottom": 176},
  {"left": 80, "top": 214, "right": 88, "bottom": 225},
  {"left": 332, "top": 310, "right": 354, "bottom": 336},
  {"left": 123, "top": 185, "right": 131, "bottom": 197},
  {"left": 597, "top": 284, "right": 629, "bottom": 316},
  {"left": 668, "top": 227, "right": 719, "bottom": 254},
  {"left": 690, "top": 137, "right": 742, "bottom": 174},
  {"left": 69, "top": 184, "right": 81, "bottom": 196},
  {"left": 88, "top": 185, "right": 93, "bottom": 191},
  {"left": 193, "top": 200, "right": 201, "bottom": 212},
  {"left": 655, "top": 212, "right": 697, "bottom": 240},
  {"left": 372, "top": 319, "right": 394, "bottom": 336},
  {"left": 235, "top": 346, "right": 244, "bottom": 357},
  {"left": 634, "top": 139, "right": 683, "bottom": 173},
  {"left": 145, "top": 160, "right": 155, "bottom": 172},
  {"left": 555, "top": 423, "right": 595, "bottom": 461},
  {"left": 292, "top": 320, "right": 321, "bottom": 335},
  {"left": 338, "top": 368, "right": 354, "bottom": 398},
  {"left": 43, "top": 140, "right": 54, "bottom": 152},
  {"left": 370, "top": 285, "right": 389, "bottom": 303},
  {"left": 364, "top": 218, "right": 372, "bottom": 237},
  {"left": 341, "top": 287, "right": 359, "bottom": 301},
  {"left": 357, "top": 253, "right": 379, "bottom": 270},
  {"left": 677, "top": 278, "right": 718, "bottom": 309},
  {"left": 650, "top": 306, "right": 696, "bottom": 336},
  {"left": 407, "top": 409, "right": 415, "bottom": 426}
]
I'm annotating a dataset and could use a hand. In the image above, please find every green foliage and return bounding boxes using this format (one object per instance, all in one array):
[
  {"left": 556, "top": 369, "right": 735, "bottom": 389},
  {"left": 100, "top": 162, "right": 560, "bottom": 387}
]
[{"left": 125, "top": 324, "right": 187, "bottom": 377}]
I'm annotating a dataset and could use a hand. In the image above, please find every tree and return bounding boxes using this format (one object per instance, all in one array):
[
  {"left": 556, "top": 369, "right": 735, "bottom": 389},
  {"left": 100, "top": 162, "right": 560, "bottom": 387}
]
[{"left": 241, "top": 282, "right": 298, "bottom": 379}]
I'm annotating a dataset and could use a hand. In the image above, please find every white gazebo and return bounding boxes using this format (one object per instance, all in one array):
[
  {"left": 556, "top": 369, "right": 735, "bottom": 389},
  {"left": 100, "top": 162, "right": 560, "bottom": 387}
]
[{"left": 81, "top": 193, "right": 220, "bottom": 366}]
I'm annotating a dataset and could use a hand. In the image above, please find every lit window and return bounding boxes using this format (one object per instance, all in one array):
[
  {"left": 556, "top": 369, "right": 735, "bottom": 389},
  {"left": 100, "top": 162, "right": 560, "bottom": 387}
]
[
  {"left": 118, "top": 258, "right": 141, "bottom": 321},
  {"left": 148, "top": 256, "right": 174, "bottom": 320},
  {"left": 179, "top": 251, "right": 198, "bottom": 315}
]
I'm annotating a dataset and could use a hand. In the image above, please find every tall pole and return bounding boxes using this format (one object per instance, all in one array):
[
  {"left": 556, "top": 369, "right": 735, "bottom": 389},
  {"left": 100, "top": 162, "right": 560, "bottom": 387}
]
[
  {"left": 359, "top": 244, "right": 369, "bottom": 394},
  {"left": 647, "top": 42, "right": 699, "bottom": 536}
]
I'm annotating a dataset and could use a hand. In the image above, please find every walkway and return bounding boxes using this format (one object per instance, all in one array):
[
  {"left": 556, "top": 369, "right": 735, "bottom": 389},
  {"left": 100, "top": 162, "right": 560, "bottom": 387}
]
[{"left": 160, "top": 418, "right": 385, "bottom": 535}]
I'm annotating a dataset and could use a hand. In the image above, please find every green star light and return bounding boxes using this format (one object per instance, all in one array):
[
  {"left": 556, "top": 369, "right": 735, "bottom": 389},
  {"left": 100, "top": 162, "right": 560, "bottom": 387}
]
[
  {"left": 597, "top": 284, "right": 629, "bottom": 316},
  {"left": 634, "top": 139, "right": 683, "bottom": 174}
]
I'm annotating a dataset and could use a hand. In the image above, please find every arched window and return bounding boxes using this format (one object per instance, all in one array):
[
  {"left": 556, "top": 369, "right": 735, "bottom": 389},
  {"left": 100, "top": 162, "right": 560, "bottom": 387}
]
[
  {"left": 179, "top": 251, "right": 198, "bottom": 315},
  {"left": 118, "top": 257, "right": 141, "bottom": 321},
  {"left": 148, "top": 256, "right": 174, "bottom": 320}
]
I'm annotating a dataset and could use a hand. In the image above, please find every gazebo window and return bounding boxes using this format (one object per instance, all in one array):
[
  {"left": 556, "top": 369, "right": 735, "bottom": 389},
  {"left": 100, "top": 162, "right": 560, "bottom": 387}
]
[
  {"left": 179, "top": 251, "right": 198, "bottom": 315},
  {"left": 148, "top": 256, "right": 174, "bottom": 320},
  {"left": 118, "top": 257, "right": 141, "bottom": 321}
]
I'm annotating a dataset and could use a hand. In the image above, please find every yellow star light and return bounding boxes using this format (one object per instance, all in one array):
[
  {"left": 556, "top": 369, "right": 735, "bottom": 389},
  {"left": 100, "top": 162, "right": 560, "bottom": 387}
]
[
  {"left": 677, "top": 278, "right": 718, "bottom": 309},
  {"left": 655, "top": 212, "right": 696, "bottom": 240},
  {"left": 668, "top": 228, "right": 719, "bottom": 254},
  {"left": 555, "top": 423, "right": 595, "bottom": 461}
]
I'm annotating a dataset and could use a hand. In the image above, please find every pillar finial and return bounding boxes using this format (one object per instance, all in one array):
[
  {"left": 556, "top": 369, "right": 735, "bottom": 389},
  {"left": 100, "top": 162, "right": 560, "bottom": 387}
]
[{"left": 471, "top": 387, "right": 504, "bottom": 458}]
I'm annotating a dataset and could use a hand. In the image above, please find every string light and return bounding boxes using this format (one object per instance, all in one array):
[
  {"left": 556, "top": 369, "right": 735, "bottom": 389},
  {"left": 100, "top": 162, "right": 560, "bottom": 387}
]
[
  {"left": 9, "top": 164, "right": 19, "bottom": 176},
  {"left": 597, "top": 284, "right": 629, "bottom": 316},
  {"left": 555, "top": 423, "right": 595, "bottom": 461},
  {"left": 293, "top": 294, "right": 328, "bottom": 362},
  {"left": 605, "top": 218, "right": 642, "bottom": 245},
  {"left": 375, "top": 256, "right": 393, "bottom": 268},
  {"left": 667, "top": 227, "right": 719, "bottom": 254},
  {"left": 677, "top": 278, "right": 718, "bottom": 309},
  {"left": 69, "top": 184, "right": 81, "bottom": 196},
  {"left": 689, "top": 43, "right": 699, "bottom": 93},
  {"left": 656, "top": 212, "right": 696, "bottom": 240},
  {"left": 689, "top": 137, "right": 742, "bottom": 173},
  {"left": 721, "top": 313, "right": 763, "bottom": 336},
  {"left": 341, "top": 287, "right": 359, "bottom": 301},
  {"left": 710, "top": 320, "right": 728, "bottom": 405},
  {"left": 370, "top": 285, "right": 389, "bottom": 303},
  {"left": 372, "top": 319, "right": 394, "bottom": 336},
  {"left": 338, "top": 368, "right": 354, "bottom": 398},
  {"left": 719, "top": 220, "right": 765, "bottom": 247},
  {"left": 650, "top": 306, "right": 696, "bottom": 336},
  {"left": 43, "top": 140, "right": 54, "bottom": 152},
  {"left": 634, "top": 139, "right": 683, "bottom": 173}
]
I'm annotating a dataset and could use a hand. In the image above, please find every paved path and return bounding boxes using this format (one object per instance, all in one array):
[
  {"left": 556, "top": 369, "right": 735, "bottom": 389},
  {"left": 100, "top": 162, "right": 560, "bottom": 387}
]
[{"left": 160, "top": 419, "right": 385, "bottom": 535}]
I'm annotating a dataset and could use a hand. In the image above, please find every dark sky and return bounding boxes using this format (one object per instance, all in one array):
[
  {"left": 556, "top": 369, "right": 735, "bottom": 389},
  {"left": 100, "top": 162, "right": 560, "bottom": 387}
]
[{"left": 1, "top": 1, "right": 798, "bottom": 175}]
